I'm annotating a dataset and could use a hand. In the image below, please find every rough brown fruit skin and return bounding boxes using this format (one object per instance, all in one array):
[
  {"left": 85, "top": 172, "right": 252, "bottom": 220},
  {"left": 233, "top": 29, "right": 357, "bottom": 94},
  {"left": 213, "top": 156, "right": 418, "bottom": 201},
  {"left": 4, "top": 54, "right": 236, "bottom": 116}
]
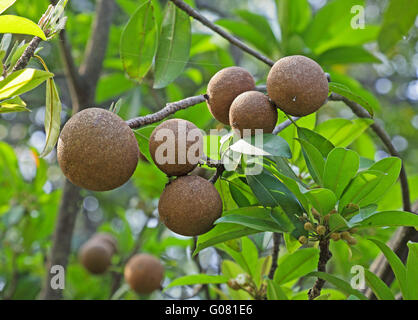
[
  {"left": 229, "top": 91, "right": 277, "bottom": 136},
  {"left": 267, "top": 55, "right": 329, "bottom": 116},
  {"left": 149, "top": 119, "right": 203, "bottom": 176},
  {"left": 79, "top": 240, "right": 112, "bottom": 274},
  {"left": 124, "top": 254, "right": 164, "bottom": 295},
  {"left": 57, "top": 108, "right": 139, "bottom": 191},
  {"left": 207, "top": 67, "right": 255, "bottom": 125},
  {"left": 158, "top": 175, "right": 223, "bottom": 236}
]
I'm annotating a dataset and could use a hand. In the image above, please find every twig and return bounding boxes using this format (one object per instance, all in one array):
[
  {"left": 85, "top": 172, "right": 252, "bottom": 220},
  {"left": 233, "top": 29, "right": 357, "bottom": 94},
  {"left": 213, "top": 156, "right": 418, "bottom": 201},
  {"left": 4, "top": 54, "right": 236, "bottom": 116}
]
[
  {"left": 170, "top": 0, "right": 275, "bottom": 67},
  {"left": 12, "top": 36, "right": 43, "bottom": 72},
  {"left": 268, "top": 233, "right": 280, "bottom": 280},
  {"left": 272, "top": 117, "right": 300, "bottom": 134},
  {"left": 308, "top": 237, "right": 331, "bottom": 300},
  {"left": 126, "top": 94, "right": 207, "bottom": 129}
]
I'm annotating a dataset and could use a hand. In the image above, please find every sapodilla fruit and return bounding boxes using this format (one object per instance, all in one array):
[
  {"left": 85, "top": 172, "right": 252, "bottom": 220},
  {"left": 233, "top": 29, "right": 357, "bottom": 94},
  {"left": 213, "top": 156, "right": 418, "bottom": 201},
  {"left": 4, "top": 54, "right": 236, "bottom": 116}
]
[
  {"left": 124, "top": 254, "right": 164, "bottom": 295},
  {"left": 57, "top": 108, "right": 139, "bottom": 191},
  {"left": 79, "top": 240, "right": 113, "bottom": 274},
  {"left": 149, "top": 119, "right": 203, "bottom": 176},
  {"left": 91, "top": 233, "right": 118, "bottom": 255},
  {"left": 207, "top": 66, "right": 255, "bottom": 125},
  {"left": 158, "top": 175, "right": 223, "bottom": 236},
  {"left": 229, "top": 91, "right": 277, "bottom": 136},
  {"left": 266, "top": 55, "right": 329, "bottom": 116}
]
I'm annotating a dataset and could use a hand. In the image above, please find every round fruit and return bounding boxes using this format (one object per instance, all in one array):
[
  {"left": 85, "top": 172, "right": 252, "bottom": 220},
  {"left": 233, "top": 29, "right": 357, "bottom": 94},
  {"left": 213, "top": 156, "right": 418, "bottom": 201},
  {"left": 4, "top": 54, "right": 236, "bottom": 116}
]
[
  {"left": 158, "top": 175, "right": 223, "bottom": 236},
  {"left": 207, "top": 67, "right": 255, "bottom": 125},
  {"left": 229, "top": 91, "right": 277, "bottom": 136},
  {"left": 79, "top": 240, "right": 112, "bottom": 274},
  {"left": 57, "top": 108, "right": 139, "bottom": 191},
  {"left": 124, "top": 254, "right": 164, "bottom": 295},
  {"left": 91, "top": 233, "right": 118, "bottom": 255},
  {"left": 266, "top": 55, "right": 329, "bottom": 116},
  {"left": 149, "top": 119, "right": 203, "bottom": 176}
]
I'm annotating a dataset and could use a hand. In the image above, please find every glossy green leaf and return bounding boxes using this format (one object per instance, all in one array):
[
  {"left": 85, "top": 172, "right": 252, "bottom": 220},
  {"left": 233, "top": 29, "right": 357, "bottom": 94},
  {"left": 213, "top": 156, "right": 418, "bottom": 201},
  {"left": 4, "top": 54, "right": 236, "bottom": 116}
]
[
  {"left": 297, "top": 127, "right": 334, "bottom": 158},
  {"left": 0, "top": 0, "right": 16, "bottom": 14},
  {"left": 328, "top": 214, "right": 351, "bottom": 231},
  {"left": 369, "top": 239, "right": 407, "bottom": 297},
  {"left": 0, "top": 68, "right": 53, "bottom": 100},
  {"left": 241, "top": 134, "right": 292, "bottom": 158},
  {"left": 364, "top": 269, "right": 395, "bottom": 300},
  {"left": 0, "top": 15, "right": 46, "bottom": 40},
  {"left": 297, "top": 138, "right": 325, "bottom": 185},
  {"left": 338, "top": 170, "right": 384, "bottom": 213},
  {"left": 378, "top": 0, "right": 418, "bottom": 53},
  {"left": 406, "top": 242, "right": 418, "bottom": 300},
  {"left": 358, "top": 157, "right": 402, "bottom": 206},
  {"left": 164, "top": 274, "right": 228, "bottom": 290},
  {"left": 306, "top": 272, "right": 367, "bottom": 300},
  {"left": 330, "top": 82, "right": 374, "bottom": 116},
  {"left": 274, "top": 248, "right": 319, "bottom": 285},
  {"left": 40, "top": 78, "right": 61, "bottom": 158},
  {"left": 356, "top": 211, "right": 418, "bottom": 229},
  {"left": 316, "top": 118, "right": 374, "bottom": 148},
  {"left": 304, "top": 188, "right": 337, "bottom": 216},
  {"left": 120, "top": 1, "right": 158, "bottom": 81},
  {"left": 153, "top": 2, "right": 191, "bottom": 88},
  {"left": 0, "top": 96, "right": 29, "bottom": 113},
  {"left": 323, "top": 148, "right": 359, "bottom": 199},
  {"left": 267, "top": 280, "right": 288, "bottom": 300}
]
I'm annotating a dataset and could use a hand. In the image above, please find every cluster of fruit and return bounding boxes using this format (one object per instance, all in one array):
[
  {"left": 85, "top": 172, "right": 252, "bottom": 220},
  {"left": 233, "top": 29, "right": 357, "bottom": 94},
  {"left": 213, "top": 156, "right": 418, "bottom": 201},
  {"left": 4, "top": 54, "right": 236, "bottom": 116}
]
[{"left": 79, "top": 232, "right": 164, "bottom": 295}]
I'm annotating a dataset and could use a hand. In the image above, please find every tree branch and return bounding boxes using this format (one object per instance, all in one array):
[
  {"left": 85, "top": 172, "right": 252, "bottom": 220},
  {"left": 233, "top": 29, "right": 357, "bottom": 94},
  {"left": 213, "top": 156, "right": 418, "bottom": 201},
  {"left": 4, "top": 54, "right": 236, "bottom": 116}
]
[
  {"left": 268, "top": 233, "right": 280, "bottom": 280},
  {"left": 170, "top": 0, "right": 275, "bottom": 66},
  {"left": 308, "top": 237, "right": 331, "bottom": 300},
  {"left": 12, "top": 36, "right": 43, "bottom": 72}
]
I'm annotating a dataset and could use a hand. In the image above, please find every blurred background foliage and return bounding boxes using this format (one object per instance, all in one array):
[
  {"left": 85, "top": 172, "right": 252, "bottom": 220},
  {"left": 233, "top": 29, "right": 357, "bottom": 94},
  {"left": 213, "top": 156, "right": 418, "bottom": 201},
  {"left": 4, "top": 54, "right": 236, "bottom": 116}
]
[{"left": 0, "top": 0, "right": 417, "bottom": 299}]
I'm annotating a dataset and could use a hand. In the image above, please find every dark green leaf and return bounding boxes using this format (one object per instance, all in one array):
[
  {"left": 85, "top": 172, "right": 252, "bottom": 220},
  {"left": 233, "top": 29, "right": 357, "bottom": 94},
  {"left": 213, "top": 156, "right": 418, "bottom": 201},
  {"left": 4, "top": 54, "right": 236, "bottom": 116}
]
[
  {"left": 297, "top": 138, "right": 325, "bottom": 185},
  {"left": 304, "top": 188, "right": 337, "bottom": 216},
  {"left": 330, "top": 82, "right": 374, "bottom": 116},
  {"left": 297, "top": 127, "right": 334, "bottom": 158}
]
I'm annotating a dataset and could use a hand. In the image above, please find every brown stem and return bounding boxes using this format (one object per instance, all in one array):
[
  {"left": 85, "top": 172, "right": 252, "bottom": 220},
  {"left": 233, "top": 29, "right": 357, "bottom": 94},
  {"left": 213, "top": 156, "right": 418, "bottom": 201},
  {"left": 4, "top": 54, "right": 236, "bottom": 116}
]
[
  {"left": 308, "top": 237, "right": 331, "bottom": 300},
  {"left": 170, "top": 0, "right": 275, "bottom": 66},
  {"left": 12, "top": 37, "right": 42, "bottom": 72},
  {"left": 126, "top": 94, "right": 207, "bottom": 129}
]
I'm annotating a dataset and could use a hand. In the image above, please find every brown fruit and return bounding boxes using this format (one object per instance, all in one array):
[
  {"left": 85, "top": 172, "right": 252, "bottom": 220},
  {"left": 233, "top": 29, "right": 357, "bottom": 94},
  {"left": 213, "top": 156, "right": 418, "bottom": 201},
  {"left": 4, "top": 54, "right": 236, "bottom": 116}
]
[
  {"left": 316, "top": 225, "right": 326, "bottom": 235},
  {"left": 298, "top": 235, "right": 308, "bottom": 245},
  {"left": 57, "top": 108, "right": 139, "bottom": 191},
  {"left": 158, "top": 175, "right": 223, "bottom": 236},
  {"left": 91, "top": 233, "right": 118, "bottom": 255},
  {"left": 149, "top": 119, "right": 203, "bottom": 176},
  {"left": 267, "top": 55, "right": 329, "bottom": 116},
  {"left": 124, "top": 254, "right": 164, "bottom": 295},
  {"left": 79, "top": 240, "right": 113, "bottom": 274},
  {"left": 330, "top": 232, "right": 341, "bottom": 241},
  {"left": 207, "top": 66, "right": 255, "bottom": 125},
  {"left": 229, "top": 91, "right": 278, "bottom": 136},
  {"left": 304, "top": 222, "right": 314, "bottom": 231}
]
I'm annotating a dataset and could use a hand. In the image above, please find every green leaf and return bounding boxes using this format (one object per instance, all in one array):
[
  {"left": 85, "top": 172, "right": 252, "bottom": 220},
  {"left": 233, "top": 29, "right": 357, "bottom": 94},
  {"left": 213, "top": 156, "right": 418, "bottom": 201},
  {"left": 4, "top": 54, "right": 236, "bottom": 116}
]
[
  {"left": 358, "top": 157, "right": 402, "bottom": 207},
  {"left": 405, "top": 242, "right": 418, "bottom": 300},
  {"left": 369, "top": 239, "right": 407, "bottom": 297},
  {"left": 323, "top": 148, "right": 360, "bottom": 199},
  {"left": 318, "top": 46, "right": 380, "bottom": 65},
  {"left": 378, "top": 0, "right": 418, "bottom": 53},
  {"left": 194, "top": 208, "right": 261, "bottom": 255},
  {"left": 364, "top": 269, "right": 395, "bottom": 300},
  {"left": 215, "top": 207, "right": 287, "bottom": 233},
  {"left": 120, "top": 1, "right": 158, "bottom": 81},
  {"left": 316, "top": 118, "right": 374, "bottom": 148},
  {"left": 164, "top": 274, "right": 228, "bottom": 290},
  {"left": 236, "top": 10, "right": 278, "bottom": 46},
  {"left": 306, "top": 272, "right": 367, "bottom": 300},
  {"left": 0, "top": 68, "right": 53, "bottom": 100},
  {"left": 328, "top": 214, "right": 351, "bottom": 231},
  {"left": 267, "top": 280, "right": 288, "bottom": 300},
  {"left": 338, "top": 170, "right": 384, "bottom": 213},
  {"left": 304, "top": 188, "right": 337, "bottom": 216},
  {"left": 330, "top": 82, "right": 374, "bottom": 116},
  {"left": 133, "top": 125, "right": 156, "bottom": 163},
  {"left": 0, "top": 96, "right": 29, "bottom": 113},
  {"left": 297, "top": 127, "right": 334, "bottom": 158},
  {"left": 0, "top": 15, "right": 46, "bottom": 40},
  {"left": 40, "top": 78, "right": 61, "bottom": 157},
  {"left": 356, "top": 211, "right": 418, "bottom": 229},
  {"left": 153, "top": 2, "right": 191, "bottom": 88},
  {"left": 242, "top": 134, "right": 292, "bottom": 158},
  {"left": 0, "top": 0, "right": 16, "bottom": 14},
  {"left": 297, "top": 138, "right": 325, "bottom": 185},
  {"left": 273, "top": 248, "right": 319, "bottom": 285}
]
